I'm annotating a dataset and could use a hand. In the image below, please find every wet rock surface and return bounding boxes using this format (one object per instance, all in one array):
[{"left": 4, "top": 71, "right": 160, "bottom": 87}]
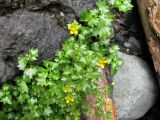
[
  {"left": 0, "top": 0, "right": 96, "bottom": 83},
  {"left": 113, "top": 52, "right": 159, "bottom": 120}
]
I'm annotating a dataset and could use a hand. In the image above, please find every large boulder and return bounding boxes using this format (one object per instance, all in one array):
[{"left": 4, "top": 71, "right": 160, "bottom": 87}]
[
  {"left": 0, "top": 0, "right": 96, "bottom": 83},
  {"left": 113, "top": 52, "right": 159, "bottom": 120}
]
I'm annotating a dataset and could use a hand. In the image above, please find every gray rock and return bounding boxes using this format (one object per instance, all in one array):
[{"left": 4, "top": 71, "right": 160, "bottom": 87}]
[
  {"left": 0, "top": 60, "right": 5, "bottom": 78},
  {"left": 26, "top": 0, "right": 96, "bottom": 16},
  {"left": 124, "top": 42, "right": 132, "bottom": 48},
  {"left": 115, "top": 32, "right": 142, "bottom": 55},
  {"left": 128, "top": 36, "right": 141, "bottom": 50},
  {"left": 125, "top": 36, "right": 142, "bottom": 55},
  {"left": 0, "top": 0, "right": 24, "bottom": 8},
  {"left": 0, "top": 9, "right": 68, "bottom": 82},
  {"left": 113, "top": 52, "right": 159, "bottom": 120},
  {"left": 0, "top": 0, "right": 96, "bottom": 16}
]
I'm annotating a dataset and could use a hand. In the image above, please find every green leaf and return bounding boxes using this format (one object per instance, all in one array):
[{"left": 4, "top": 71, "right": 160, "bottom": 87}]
[
  {"left": 17, "top": 55, "right": 28, "bottom": 70},
  {"left": 23, "top": 112, "right": 35, "bottom": 120},
  {"left": 50, "top": 63, "right": 59, "bottom": 70},
  {"left": 55, "top": 50, "right": 64, "bottom": 59},
  {"left": 82, "top": 80, "right": 90, "bottom": 91},
  {"left": 36, "top": 70, "right": 48, "bottom": 86},
  {"left": 1, "top": 95, "right": 12, "bottom": 105},
  {"left": 18, "top": 94, "right": 29, "bottom": 103},
  {"left": 29, "top": 97, "right": 37, "bottom": 105},
  {"left": 80, "top": 10, "right": 98, "bottom": 27},
  {"left": 8, "top": 113, "right": 15, "bottom": 119},
  {"left": 90, "top": 9, "right": 99, "bottom": 17},
  {"left": 65, "top": 49, "right": 74, "bottom": 56},
  {"left": 61, "top": 77, "right": 67, "bottom": 81},
  {"left": 43, "top": 107, "right": 53, "bottom": 116},
  {"left": 80, "top": 27, "right": 92, "bottom": 37},
  {"left": 109, "top": 0, "right": 115, "bottom": 5},
  {"left": 36, "top": 77, "right": 47, "bottom": 86},
  {"left": 92, "top": 42, "right": 100, "bottom": 51},
  {"left": 33, "top": 111, "right": 40, "bottom": 118},
  {"left": 0, "top": 90, "right": 4, "bottom": 98},
  {"left": 24, "top": 68, "right": 37, "bottom": 79},
  {"left": 74, "top": 63, "right": 82, "bottom": 72},
  {"left": 49, "top": 71, "right": 60, "bottom": 80},
  {"left": 28, "top": 48, "right": 38, "bottom": 61},
  {"left": 118, "top": 3, "right": 133, "bottom": 12},
  {"left": 106, "top": 111, "right": 111, "bottom": 119},
  {"left": 18, "top": 81, "right": 28, "bottom": 93},
  {"left": 0, "top": 112, "right": 7, "bottom": 120},
  {"left": 63, "top": 66, "right": 72, "bottom": 75},
  {"left": 43, "top": 60, "right": 52, "bottom": 68},
  {"left": 96, "top": 0, "right": 109, "bottom": 13},
  {"left": 80, "top": 10, "right": 90, "bottom": 22},
  {"left": 79, "top": 57, "right": 87, "bottom": 64},
  {"left": 2, "top": 84, "right": 10, "bottom": 91},
  {"left": 108, "top": 0, "right": 133, "bottom": 12},
  {"left": 100, "top": 39, "right": 110, "bottom": 46}
]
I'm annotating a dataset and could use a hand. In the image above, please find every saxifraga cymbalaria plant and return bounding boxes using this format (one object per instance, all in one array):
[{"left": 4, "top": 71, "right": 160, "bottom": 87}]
[{"left": 0, "top": 0, "right": 132, "bottom": 119}]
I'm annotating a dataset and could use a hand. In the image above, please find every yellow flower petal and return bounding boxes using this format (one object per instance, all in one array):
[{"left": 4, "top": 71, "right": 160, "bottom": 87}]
[
  {"left": 100, "top": 64, "right": 105, "bottom": 68},
  {"left": 65, "top": 95, "right": 73, "bottom": 104},
  {"left": 105, "top": 102, "right": 111, "bottom": 111},
  {"left": 70, "top": 31, "right": 74, "bottom": 34},
  {"left": 67, "top": 21, "right": 80, "bottom": 35},
  {"left": 68, "top": 24, "right": 71, "bottom": 30},
  {"left": 97, "top": 57, "right": 107, "bottom": 68},
  {"left": 64, "top": 86, "right": 72, "bottom": 93}
]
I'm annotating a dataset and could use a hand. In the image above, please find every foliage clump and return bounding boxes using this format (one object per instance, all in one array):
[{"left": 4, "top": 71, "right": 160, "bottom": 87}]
[{"left": 0, "top": 0, "right": 132, "bottom": 119}]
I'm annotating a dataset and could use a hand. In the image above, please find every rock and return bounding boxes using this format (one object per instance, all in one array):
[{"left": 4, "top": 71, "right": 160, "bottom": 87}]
[
  {"left": 0, "top": 61, "right": 5, "bottom": 78},
  {"left": 0, "top": 0, "right": 96, "bottom": 83},
  {"left": 114, "top": 30, "right": 142, "bottom": 55},
  {"left": 0, "top": 9, "right": 68, "bottom": 82},
  {"left": 114, "top": 30, "right": 130, "bottom": 45},
  {"left": 124, "top": 36, "right": 142, "bottom": 55},
  {"left": 0, "top": 0, "right": 96, "bottom": 16},
  {"left": 0, "top": 0, "right": 24, "bottom": 8},
  {"left": 124, "top": 42, "right": 132, "bottom": 48},
  {"left": 26, "top": 0, "right": 96, "bottom": 16},
  {"left": 128, "top": 36, "right": 141, "bottom": 50},
  {"left": 113, "top": 52, "right": 159, "bottom": 120}
]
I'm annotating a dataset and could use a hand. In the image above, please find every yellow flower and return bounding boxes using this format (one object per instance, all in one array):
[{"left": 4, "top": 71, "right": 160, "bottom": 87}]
[
  {"left": 64, "top": 86, "right": 72, "bottom": 93},
  {"left": 68, "top": 21, "right": 80, "bottom": 35},
  {"left": 97, "top": 57, "right": 107, "bottom": 68},
  {"left": 105, "top": 102, "right": 111, "bottom": 111},
  {"left": 65, "top": 96, "right": 74, "bottom": 103}
]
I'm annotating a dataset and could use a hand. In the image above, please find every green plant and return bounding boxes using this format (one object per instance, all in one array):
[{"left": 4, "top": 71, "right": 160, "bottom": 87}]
[
  {"left": 109, "top": 0, "right": 133, "bottom": 12},
  {"left": 0, "top": 0, "right": 132, "bottom": 119}
]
